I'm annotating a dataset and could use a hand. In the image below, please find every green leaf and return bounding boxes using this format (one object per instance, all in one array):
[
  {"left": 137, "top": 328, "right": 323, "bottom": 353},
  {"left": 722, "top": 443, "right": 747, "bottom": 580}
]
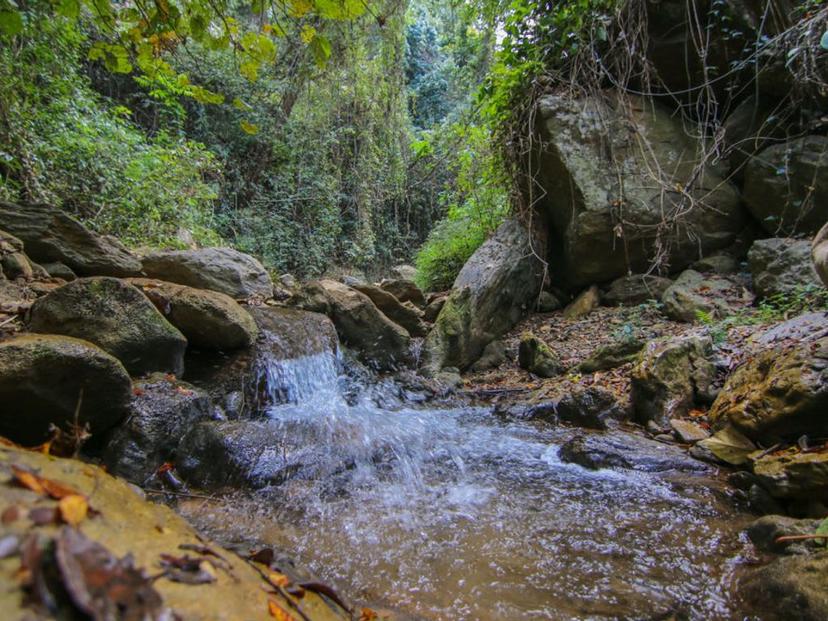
[
  {"left": 55, "top": 0, "right": 80, "bottom": 19},
  {"left": 239, "top": 119, "right": 259, "bottom": 135},
  {"left": 0, "top": 8, "right": 23, "bottom": 36},
  {"left": 309, "top": 34, "right": 332, "bottom": 67},
  {"left": 815, "top": 518, "right": 828, "bottom": 547}
]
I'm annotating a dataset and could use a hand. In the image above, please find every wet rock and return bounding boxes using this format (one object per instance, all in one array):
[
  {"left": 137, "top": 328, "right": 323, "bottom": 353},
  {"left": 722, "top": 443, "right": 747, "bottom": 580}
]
[
  {"left": 537, "top": 291, "right": 562, "bottom": 312},
  {"left": 755, "top": 312, "right": 828, "bottom": 346},
  {"left": 577, "top": 338, "right": 644, "bottom": 373},
  {"left": 669, "top": 419, "right": 709, "bottom": 443},
  {"left": 379, "top": 279, "right": 426, "bottom": 308},
  {"left": 518, "top": 333, "right": 562, "bottom": 378},
  {"left": 493, "top": 400, "right": 557, "bottom": 422},
  {"left": 0, "top": 201, "right": 141, "bottom": 276},
  {"left": 748, "top": 484, "right": 786, "bottom": 516},
  {"left": 562, "top": 285, "right": 599, "bottom": 319},
  {"left": 534, "top": 94, "right": 744, "bottom": 288},
  {"left": 631, "top": 334, "right": 715, "bottom": 426},
  {"left": 128, "top": 278, "right": 258, "bottom": 350},
  {"left": 293, "top": 279, "right": 409, "bottom": 371},
  {"left": 661, "top": 270, "right": 742, "bottom": 322},
  {"left": 602, "top": 274, "right": 673, "bottom": 306},
  {"left": 422, "top": 293, "right": 447, "bottom": 323},
  {"left": 102, "top": 374, "right": 213, "bottom": 483},
  {"left": 813, "top": 222, "right": 828, "bottom": 288},
  {"left": 747, "top": 515, "right": 824, "bottom": 555},
  {"left": 390, "top": 264, "right": 417, "bottom": 281},
  {"left": 752, "top": 451, "right": 828, "bottom": 501},
  {"left": 353, "top": 283, "right": 428, "bottom": 337},
  {"left": 469, "top": 339, "right": 507, "bottom": 372},
  {"left": 559, "top": 431, "right": 711, "bottom": 473},
  {"left": 0, "top": 444, "right": 349, "bottom": 621},
  {"left": 748, "top": 238, "right": 822, "bottom": 299},
  {"left": 39, "top": 261, "right": 76, "bottom": 281},
  {"left": 29, "top": 277, "right": 187, "bottom": 376},
  {"left": 740, "top": 552, "right": 828, "bottom": 621},
  {"left": 743, "top": 136, "right": 828, "bottom": 236},
  {"left": 556, "top": 387, "right": 627, "bottom": 430},
  {"left": 422, "top": 218, "right": 544, "bottom": 371},
  {"left": 708, "top": 334, "right": 827, "bottom": 443},
  {"left": 696, "top": 426, "right": 758, "bottom": 466},
  {"left": 0, "top": 334, "right": 131, "bottom": 444},
  {"left": 141, "top": 247, "right": 273, "bottom": 299}
]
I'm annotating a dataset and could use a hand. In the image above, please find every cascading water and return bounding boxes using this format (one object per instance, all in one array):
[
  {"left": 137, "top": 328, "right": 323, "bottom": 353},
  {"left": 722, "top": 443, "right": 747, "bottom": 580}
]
[{"left": 186, "top": 349, "right": 754, "bottom": 620}]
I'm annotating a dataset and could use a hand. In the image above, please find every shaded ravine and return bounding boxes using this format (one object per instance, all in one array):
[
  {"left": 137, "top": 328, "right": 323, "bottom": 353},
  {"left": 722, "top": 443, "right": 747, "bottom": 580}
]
[{"left": 181, "top": 351, "right": 754, "bottom": 620}]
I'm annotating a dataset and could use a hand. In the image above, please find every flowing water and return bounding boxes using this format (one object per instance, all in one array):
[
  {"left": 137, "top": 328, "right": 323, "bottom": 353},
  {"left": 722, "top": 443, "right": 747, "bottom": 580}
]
[{"left": 184, "top": 351, "right": 754, "bottom": 620}]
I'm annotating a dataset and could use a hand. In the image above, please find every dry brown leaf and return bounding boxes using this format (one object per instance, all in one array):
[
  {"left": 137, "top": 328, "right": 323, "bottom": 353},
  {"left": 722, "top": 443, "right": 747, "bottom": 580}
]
[
  {"left": 58, "top": 495, "right": 88, "bottom": 526},
  {"left": 2, "top": 505, "right": 22, "bottom": 524},
  {"left": 268, "top": 599, "right": 296, "bottom": 621},
  {"left": 268, "top": 571, "right": 290, "bottom": 588},
  {"left": 360, "top": 608, "right": 379, "bottom": 621},
  {"left": 11, "top": 465, "right": 46, "bottom": 495}
]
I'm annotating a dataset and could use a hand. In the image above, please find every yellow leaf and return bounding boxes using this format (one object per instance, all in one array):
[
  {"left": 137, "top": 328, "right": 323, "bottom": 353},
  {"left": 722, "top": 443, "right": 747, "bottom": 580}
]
[
  {"left": 58, "top": 494, "right": 88, "bottom": 526},
  {"left": 268, "top": 571, "right": 290, "bottom": 587},
  {"left": 240, "top": 120, "right": 259, "bottom": 135},
  {"left": 268, "top": 600, "right": 296, "bottom": 621},
  {"left": 300, "top": 24, "right": 316, "bottom": 44}
]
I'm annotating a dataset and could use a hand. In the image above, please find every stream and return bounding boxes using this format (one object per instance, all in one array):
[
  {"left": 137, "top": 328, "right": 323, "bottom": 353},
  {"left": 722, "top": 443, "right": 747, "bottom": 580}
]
[{"left": 183, "top": 350, "right": 754, "bottom": 620}]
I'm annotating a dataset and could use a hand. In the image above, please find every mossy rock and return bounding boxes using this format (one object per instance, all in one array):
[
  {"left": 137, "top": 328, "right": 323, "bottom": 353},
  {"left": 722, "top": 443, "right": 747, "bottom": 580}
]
[
  {"left": 518, "top": 333, "right": 562, "bottom": 378},
  {"left": 29, "top": 277, "right": 187, "bottom": 376},
  {"left": 0, "top": 334, "right": 131, "bottom": 445}
]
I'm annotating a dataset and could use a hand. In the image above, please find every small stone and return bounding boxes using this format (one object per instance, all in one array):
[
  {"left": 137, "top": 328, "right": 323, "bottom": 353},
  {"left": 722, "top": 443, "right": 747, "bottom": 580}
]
[
  {"left": 518, "top": 333, "right": 562, "bottom": 378},
  {"left": 563, "top": 285, "right": 600, "bottom": 319},
  {"left": 654, "top": 433, "right": 676, "bottom": 444},
  {"left": 670, "top": 419, "right": 709, "bottom": 443}
]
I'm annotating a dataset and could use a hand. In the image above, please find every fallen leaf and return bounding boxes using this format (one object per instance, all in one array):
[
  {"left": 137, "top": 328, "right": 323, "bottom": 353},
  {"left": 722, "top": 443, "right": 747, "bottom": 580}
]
[
  {"left": 11, "top": 465, "right": 46, "bottom": 495},
  {"left": 58, "top": 495, "right": 88, "bottom": 526},
  {"left": 2, "top": 504, "right": 21, "bottom": 524},
  {"left": 159, "top": 553, "right": 218, "bottom": 584},
  {"left": 29, "top": 506, "right": 59, "bottom": 526},
  {"left": 268, "top": 571, "right": 290, "bottom": 588},
  {"left": 249, "top": 547, "right": 275, "bottom": 566},
  {"left": 360, "top": 608, "right": 379, "bottom": 621},
  {"left": 268, "top": 599, "right": 296, "bottom": 621}
]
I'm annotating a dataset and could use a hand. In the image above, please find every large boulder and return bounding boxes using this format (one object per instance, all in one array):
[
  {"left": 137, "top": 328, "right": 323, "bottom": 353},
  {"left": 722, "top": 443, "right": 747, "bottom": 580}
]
[
  {"left": 631, "top": 334, "right": 715, "bottom": 426},
  {"left": 709, "top": 333, "right": 828, "bottom": 443},
  {"left": 0, "top": 334, "right": 132, "bottom": 444},
  {"left": 748, "top": 238, "right": 822, "bottom": 298},
  {"left": 128, "top": 278, "right": 257, "bottom": 350},
  {"left": 0, "top": 202, "right": 141, "bottom": 276},
  {"left": 422, "top": 218, "right": 544, "bottom": 371},
  {"left": 743, "top": 136, "right": 828, "bottom": 236},
  {"left": 352, "top": 283, "right": 428, "bottom": 337},
  {"left": 28, "top": 277, "right": 187, "bottom": 376},
  {"left": 102, "top": 374, "right": 214, "bottom": 483},
  {"left": 814, "top": 222, "right": 828, "bottom": 287},
  {"left": 141, "top": 247, "right": 273, "bottom": 300},
  {"left": 661, "top": 270, "right": 745, "bottom": 322},
  {"left": 379, "top": 279, "right": 426, "bottom": 308},
  {"left": 293, "top": 279, "right": 409, "bottom": 371},
  {"left": 602, "top": 274, "right": 673, "bottom": 306},
  {"left": 534, "top": 94, "right": 744, "bottom": 288},
  {"left": 752, "top": 451, "right": 828, "bottom": 502},
  {"left": 740, "top": 552, "right": 828, "bottom": 621}
]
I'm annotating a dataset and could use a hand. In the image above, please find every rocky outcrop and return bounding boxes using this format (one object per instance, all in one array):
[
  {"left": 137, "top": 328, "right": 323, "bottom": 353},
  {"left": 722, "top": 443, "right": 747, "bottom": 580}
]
[
  {"left": 379, "top": 279, "right": 426, "bottom": 308},
  {"left": 352, "top": 283, "right": 428, "bottom": 337},
  {"left": 602, "top": 274, "right": 672, "bottom": 306},
  {"left": 814, "top": 222, "right": 828, "bottom": 287},
  {"left": 29, "top": 277, "right": 187, "bottom": 376},
  {"left": 141, "top": 247, "right": 273, "bottom": 300},
  {"left": 0, "top": 334, "right": 132, "bottom": 444},
  {"left": 752, "top": 451, "right": 828, "bottom": 502},
  {"left": 102, "top": 374, "right": 214, "bottom": 483},
  {"left": 422, "top": 218, "right": 544, "bottom": 371},
  {"left": 534, "top": 94, "right": 744, "bottom": 288},
  {"left": 0, "top": 444, "right": 348, "bottom": 621},
  {"left": 748, "top": 238, "right": 822, "bottom": 298},
  {"left": 743, "top": 136, "right": 828, "bottom": 236},
  {"left": 631, "top": 334, "right": 715, "bottom": 426},
  {"left": 517, "top": 334, "right": 562, "bottom": 378},
  {"left": 129, "top": 278, "right": 258, "bottom": 350},
  {"left": 422, "top": 293, "right": 447, "bottom": 323},
  {"left": 556, "top": 387, "right": 627, "bottom": 430},
  {"left": 0, "top": 202, "right": 141, "bottom": 277},
  {"left": 293, "top": 279, "right": 409, "bottom": 371},
  {"left": 0, "top": 229, "right": 34, "bottom": 281},
  {"left": 709, "top": 327, "right": 827, "bottom": 443},
  {"left": 661, "top": 270, "right": 744, "bottom": 322}
]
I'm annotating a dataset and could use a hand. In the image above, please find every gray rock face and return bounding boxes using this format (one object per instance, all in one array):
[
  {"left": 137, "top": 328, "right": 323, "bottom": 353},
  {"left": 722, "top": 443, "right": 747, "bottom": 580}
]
[
  {"left": 631, "top": 334, "right": 715, "bottom": 426},
  {"left": 0, "top": 334, "right": 132, "bottom": 444},
  {"left": 29, "top": 277, "right": 187, "bottom": 376},
  {"left": 352, "top": 283, "right": 428, "bottom": 337},
  {"left": 559, "top": 431, "right": 711, "bottom": 473},
  {"left": 748, "top": 238, "right": 822, "bottom": 298},
  {"left": 422, "top": 218, "right": 544, "bottom": 371},
  {"left": 740, "top": 552, "right": 828, "bottom": 621},
  {"left": 814, "top": 222, "right": 828, "bottom": 288},
  {"left": 294, "top": 279, "right": 410, "bottom": 371},
  {"left": 128, "top": 278, "right": 258, "bottom": 350},
  {"left": 141, "top": 247, "right": 273, "bottom": 299},
  {"left": 102, "top": 374, "right": 213, "bottom": 483},
  {"left": 743, "top": 136, "right": 828, "bottom": 236},
  {"left": 661, "top": 270, "right": 742, "bottom": 322},
  {"left": 602, "top": 274, "right": 673, "bottom": 306},
  {"left": 556, "top": 387, "right": 627, "bottom": 430},
  {"left": 0, "top": 202, "right": 141, "bottom": 277},
  {"left": 534, "top": 95, "right": 744, "bottom": 288}
]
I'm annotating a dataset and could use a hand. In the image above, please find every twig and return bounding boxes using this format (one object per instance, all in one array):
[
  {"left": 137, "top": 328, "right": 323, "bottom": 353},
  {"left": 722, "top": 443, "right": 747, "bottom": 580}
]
[
  {"left": 775, "top": 534, "right": 828, "bottom": 543},
  {"left": 0, "top": 315, "right": 18, "bottom": 328},
  {"left": 143, "top": 488, "right": 218, "bottom": 501}
]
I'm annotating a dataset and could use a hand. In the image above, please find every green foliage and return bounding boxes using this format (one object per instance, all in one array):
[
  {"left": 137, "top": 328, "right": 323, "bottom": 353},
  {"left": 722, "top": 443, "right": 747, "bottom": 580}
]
[{"left": 0, "top": 12, "right": 220, "bottom": 248}]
